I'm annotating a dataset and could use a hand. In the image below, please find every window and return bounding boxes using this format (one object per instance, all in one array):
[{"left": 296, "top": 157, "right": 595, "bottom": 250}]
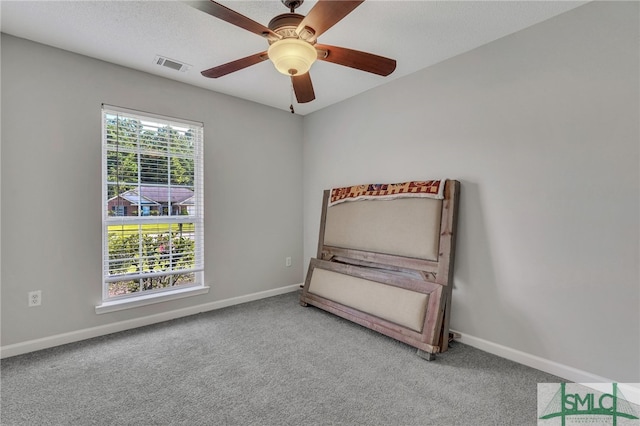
[{"left": 101, "top": 105, "right": 204, "bottom": 304}]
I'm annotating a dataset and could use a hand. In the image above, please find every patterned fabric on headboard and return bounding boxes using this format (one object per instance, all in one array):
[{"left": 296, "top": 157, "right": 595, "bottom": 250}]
[{"left": 329, "top": 180, "right": 444, "bottom": 206}]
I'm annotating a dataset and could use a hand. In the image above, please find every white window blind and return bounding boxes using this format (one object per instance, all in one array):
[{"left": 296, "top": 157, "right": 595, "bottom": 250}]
[{"left": 102, "top": 105, "right": 204, "bottom": 301}]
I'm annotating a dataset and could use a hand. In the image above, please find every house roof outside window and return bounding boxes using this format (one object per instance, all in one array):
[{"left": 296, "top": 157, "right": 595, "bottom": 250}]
[
  {"left": 114, "top": 191, "right": 160, "bottom": 206},
  {"left": 135, "top": 186, "right": 194, "bottom": 204},
  {"left": 108, "top": 186, "right": 194, "bottom": 206}
]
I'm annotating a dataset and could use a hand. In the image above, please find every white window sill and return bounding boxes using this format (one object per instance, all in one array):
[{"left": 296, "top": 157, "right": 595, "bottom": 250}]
[{"left": 95, "top": 286, "right": 210, "bottom": 314}]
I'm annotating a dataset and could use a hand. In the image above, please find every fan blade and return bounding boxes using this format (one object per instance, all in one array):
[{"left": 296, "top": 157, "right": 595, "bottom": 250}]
[
  {"left": 315, "top": 44, "right": 396, "bottom": 76},
  {"left": 201, "top": 52, "right": 268, "bottom": 78},
  {"left": 187, "top": 1, "right": 280, "bottom": 41},
  {"left": 296, "top": 0, "right": 364, "bottom": 43},
  {"left": 291, "top": 73, "right": 315, "bottom": 103}
]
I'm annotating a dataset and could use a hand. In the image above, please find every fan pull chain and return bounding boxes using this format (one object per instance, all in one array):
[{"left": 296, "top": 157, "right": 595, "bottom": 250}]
[{"left": 289, "top": 82, "right": 295, "bottom": 114}]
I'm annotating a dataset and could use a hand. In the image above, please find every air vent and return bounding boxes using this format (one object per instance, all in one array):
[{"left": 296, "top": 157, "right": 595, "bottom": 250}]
[{"left": 154, "top": 55, "right": 191, "bottom": 72}]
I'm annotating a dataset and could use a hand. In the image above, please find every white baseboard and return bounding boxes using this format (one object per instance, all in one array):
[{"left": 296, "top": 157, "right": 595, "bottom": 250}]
[
  {"left": 450, "top": 329, "right": 640, "bottom": 405},
  {"left": 0, "top": 283, "right": 302, "bottom": 359}
]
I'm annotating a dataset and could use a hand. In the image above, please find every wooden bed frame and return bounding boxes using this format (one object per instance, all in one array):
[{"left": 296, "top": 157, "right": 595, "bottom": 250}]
[{"left": 300, "top": 180, "right": 460, "bottom": 359}]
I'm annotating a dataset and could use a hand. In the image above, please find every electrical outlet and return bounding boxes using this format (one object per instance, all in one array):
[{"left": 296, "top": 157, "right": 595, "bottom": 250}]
[
  {"left": 285, "top": 257, "right": 292, "bottom": 267},
  {"left": 28, "top": 290, "right": 42, "bottom": 307}
]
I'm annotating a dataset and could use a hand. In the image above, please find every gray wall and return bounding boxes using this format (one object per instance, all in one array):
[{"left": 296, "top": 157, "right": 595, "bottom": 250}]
[
  {"left": 1, "top": 35, "right": 303, "bottom": 346},
  {"left": 303, "top": 1, "right": 639, "bottom": 382}
]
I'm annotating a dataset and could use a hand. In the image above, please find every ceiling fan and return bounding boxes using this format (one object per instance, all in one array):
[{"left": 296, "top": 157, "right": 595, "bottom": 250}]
[{"left": 188, "top": 0, "right": 397, "bottom": 106}]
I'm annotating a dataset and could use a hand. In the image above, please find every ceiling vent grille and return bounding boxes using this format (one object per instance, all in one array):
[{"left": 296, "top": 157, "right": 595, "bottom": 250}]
[{"left": 154, "top": 55, "right": 191, "bottom": 72}]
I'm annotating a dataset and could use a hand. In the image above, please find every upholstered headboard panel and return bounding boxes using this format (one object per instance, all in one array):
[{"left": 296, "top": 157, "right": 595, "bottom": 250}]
[{"left": 324, "top": 197, "right": 442, "bottom": 261}]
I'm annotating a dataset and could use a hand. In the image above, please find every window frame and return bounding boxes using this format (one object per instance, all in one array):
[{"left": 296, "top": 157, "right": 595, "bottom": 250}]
[{"left": 99, "top": 104, "right": 206, "bottom": 310}]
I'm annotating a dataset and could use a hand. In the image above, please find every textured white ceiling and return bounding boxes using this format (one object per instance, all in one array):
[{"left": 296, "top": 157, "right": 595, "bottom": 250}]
[{"left": 1, "top": 0, "right": 588, "bottom": 115}]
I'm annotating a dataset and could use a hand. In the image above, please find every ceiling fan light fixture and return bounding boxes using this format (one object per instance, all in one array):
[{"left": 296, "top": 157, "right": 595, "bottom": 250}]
[{"left": 267, "top": 38, "right": 317, "bottom": 76}]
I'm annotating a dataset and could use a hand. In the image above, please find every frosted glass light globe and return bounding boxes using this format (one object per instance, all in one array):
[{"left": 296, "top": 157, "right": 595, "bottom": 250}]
[{"left": 268, "top": 39, "right": 317, "bottom": 76}]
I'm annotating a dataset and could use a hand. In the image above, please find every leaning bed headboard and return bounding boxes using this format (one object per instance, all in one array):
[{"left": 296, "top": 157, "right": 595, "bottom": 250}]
[{"left": 300, "top": 180, "right": 460, "bottom": 359}]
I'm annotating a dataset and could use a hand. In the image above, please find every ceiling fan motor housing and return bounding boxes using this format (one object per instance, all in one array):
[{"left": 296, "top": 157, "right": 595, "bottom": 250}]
[
  {"left": 267, "top": 13, "right": 317, "bottom": 76},
  {"left": 267, "top": 13, "right": 314, "bottom": 40}
]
